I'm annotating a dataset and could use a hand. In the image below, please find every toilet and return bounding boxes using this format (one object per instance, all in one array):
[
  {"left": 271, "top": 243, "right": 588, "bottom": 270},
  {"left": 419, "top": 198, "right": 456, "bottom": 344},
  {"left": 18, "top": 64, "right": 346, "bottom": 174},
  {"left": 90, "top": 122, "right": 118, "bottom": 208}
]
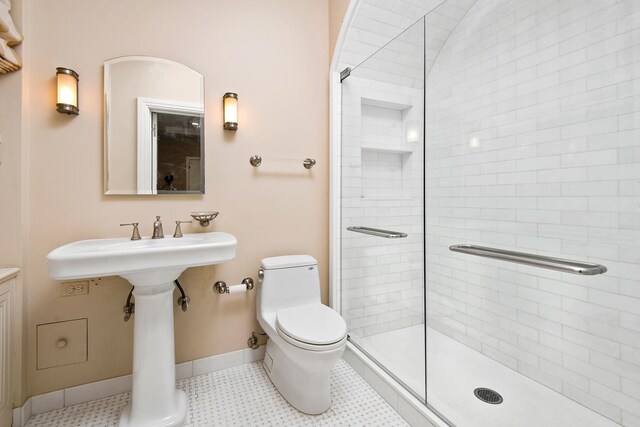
[{"left": 256, "top": 255, "right": 347, "bottom": 415}]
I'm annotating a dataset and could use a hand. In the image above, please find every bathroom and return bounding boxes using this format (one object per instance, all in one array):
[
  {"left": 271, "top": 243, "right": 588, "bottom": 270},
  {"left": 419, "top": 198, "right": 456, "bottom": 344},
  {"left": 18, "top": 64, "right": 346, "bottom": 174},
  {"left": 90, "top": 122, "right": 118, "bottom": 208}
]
[{"left": 0, "top": 0, "right": 638, "bottom": 426}]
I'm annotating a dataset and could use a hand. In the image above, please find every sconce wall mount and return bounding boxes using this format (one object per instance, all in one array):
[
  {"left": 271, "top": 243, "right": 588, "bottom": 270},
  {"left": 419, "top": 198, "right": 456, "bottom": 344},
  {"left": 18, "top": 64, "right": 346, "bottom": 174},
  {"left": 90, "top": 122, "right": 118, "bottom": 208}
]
[
  {"left": 56, "top": 67, "right": 79, "bottom": 115},
  {"left": 223, "top": 92, "right": 238, "bottom": 131}
]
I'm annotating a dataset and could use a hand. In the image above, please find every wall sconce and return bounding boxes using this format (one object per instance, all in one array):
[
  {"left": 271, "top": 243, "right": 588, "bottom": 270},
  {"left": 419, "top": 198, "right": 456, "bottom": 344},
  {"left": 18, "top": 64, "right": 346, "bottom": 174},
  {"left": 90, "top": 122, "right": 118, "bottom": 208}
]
[
  {"left": 56, "top": 67, "right": 79, "bottom": 115},
  {"left": 223, "top": 92, "right": 238, "bottom": 131}
]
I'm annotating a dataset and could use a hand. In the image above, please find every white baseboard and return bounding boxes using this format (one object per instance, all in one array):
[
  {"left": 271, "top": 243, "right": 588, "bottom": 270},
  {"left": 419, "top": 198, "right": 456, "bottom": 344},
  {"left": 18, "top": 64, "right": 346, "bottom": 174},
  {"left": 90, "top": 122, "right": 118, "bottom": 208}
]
[
  {"left": 13, "top": 346, "right": 265, "bottom": 427},
  {"left": 343, "top": 342, "right": 449, "bottom": 427},
  {"left": 12, "top": 397, "right": 30, "bottom": 427}
]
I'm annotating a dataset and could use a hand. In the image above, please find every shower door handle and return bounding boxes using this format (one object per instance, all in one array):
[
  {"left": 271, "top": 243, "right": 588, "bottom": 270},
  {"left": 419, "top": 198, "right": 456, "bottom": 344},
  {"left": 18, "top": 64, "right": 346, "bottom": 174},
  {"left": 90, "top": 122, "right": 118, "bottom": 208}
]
[{"left": 347, "top": 226, "right": 408, "bottom": 239}]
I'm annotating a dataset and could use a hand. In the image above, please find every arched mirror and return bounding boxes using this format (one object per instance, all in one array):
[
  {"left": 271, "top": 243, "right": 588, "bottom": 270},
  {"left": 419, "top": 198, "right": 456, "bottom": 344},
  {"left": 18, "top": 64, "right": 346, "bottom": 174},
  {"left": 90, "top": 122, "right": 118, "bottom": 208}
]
[{"left": 104, "top": 56, "right": 204, "bottom": 195}]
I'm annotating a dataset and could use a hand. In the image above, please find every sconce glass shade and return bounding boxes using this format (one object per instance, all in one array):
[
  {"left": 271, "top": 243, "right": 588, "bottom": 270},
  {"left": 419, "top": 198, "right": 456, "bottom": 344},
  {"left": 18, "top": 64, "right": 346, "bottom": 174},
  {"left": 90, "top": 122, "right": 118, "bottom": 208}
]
[
  {"left": 56, "top": 67, "right": 79, "bottom": 115},
  {"left": 223, "top": 92, "right": 238, "bottom": 131}
]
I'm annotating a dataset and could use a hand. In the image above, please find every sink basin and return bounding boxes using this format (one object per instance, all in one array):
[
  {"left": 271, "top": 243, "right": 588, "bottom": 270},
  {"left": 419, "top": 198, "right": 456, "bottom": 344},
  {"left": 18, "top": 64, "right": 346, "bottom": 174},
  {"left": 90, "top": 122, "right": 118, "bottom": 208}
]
[
  {"left": 47, "top": 232, "right": 236, "bottom": 284},
  {"left": 46, "top": 232, "right": 237, "bottom": 427}
]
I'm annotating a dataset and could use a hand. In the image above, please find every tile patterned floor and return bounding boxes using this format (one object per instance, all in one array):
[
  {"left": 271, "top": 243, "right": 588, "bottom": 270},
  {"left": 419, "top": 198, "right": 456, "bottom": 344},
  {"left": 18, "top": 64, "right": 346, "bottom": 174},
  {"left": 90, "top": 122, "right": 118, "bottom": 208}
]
[{"left": 25, "top": 359, "right": 408, "bottom": 426}]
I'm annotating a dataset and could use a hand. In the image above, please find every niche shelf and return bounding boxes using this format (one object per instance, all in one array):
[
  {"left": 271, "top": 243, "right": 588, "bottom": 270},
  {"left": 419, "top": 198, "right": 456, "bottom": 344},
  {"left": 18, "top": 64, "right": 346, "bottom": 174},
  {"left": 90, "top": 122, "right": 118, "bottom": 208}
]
[{"left": 360, "top": 145, "right": 414, "bottom": 154}]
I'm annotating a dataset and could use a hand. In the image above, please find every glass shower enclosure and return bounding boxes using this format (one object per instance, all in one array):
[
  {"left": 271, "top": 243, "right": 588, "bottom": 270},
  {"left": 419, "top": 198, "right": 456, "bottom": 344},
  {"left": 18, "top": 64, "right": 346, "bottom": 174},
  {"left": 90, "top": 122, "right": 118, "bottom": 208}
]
[
  {"left": 338, "top": 0, "right": 640, "bottom": 426},
  {"left": 339, "top": 16, "right": 427, "bottom": 400}
]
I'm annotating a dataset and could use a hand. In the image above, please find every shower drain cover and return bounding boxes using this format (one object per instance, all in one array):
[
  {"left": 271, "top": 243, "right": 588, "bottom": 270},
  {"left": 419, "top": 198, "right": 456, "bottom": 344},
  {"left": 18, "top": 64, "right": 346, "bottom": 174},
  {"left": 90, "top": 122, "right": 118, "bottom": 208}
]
[{"left": 474, "top": 388, "right": 503, "bottom": 404}]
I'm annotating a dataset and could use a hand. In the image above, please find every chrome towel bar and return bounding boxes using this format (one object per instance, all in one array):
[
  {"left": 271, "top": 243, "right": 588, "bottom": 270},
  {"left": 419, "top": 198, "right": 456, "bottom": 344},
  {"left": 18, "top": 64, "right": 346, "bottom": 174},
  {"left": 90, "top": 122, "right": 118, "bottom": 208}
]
[
  {"left": 449, "top": 244, "right": 607, "bottom": 275},
  {"left": 347, "top": 226, "right": 407, "bottom": 239},
  {"left": 249, "top": 155, "right": 316, "bottom": 169}
]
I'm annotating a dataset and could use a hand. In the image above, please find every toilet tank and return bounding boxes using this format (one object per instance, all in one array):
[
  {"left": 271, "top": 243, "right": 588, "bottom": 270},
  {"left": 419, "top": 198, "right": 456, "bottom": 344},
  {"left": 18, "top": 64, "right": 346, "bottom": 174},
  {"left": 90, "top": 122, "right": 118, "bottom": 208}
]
[{"left": 258, "top": 255, "right": 320, "bottom": 314}]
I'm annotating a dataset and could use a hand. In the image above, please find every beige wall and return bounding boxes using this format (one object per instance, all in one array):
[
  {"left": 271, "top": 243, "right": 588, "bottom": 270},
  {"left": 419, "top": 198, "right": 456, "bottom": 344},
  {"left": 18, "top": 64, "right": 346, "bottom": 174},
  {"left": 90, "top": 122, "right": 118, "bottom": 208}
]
[
  {"left": 0, "top": 66, "right": 23, "bottom": 266},
  {"left": 0, "top": 13, "right": 24, "bottom": 269},
  {"left": 329, "top": 0, "right": 350, "bottom": 60},
  {"left": 25, "top": 0, "right": 330, "bottom": 396},
  {"left": 0, "top": 0, "right": 29, "bottom": 406}
]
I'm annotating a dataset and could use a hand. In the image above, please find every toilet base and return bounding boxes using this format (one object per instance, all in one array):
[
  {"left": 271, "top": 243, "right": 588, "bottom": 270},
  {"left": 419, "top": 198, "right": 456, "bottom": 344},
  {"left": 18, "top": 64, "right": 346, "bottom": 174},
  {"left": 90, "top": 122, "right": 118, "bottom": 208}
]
[{"left": 263, "top": 339, "right": 344, "bottom": 415}]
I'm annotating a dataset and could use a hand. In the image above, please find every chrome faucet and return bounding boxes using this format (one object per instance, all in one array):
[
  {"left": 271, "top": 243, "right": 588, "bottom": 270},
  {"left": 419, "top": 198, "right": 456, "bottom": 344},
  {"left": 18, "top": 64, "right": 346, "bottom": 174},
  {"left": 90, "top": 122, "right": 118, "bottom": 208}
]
[{"left": 152, "top": 216, "right": 164, "bottom": 239}]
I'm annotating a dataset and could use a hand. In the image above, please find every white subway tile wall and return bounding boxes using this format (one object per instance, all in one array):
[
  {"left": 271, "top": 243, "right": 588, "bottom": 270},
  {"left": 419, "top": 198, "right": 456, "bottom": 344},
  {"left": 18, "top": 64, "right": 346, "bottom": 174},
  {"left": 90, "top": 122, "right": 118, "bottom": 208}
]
[
  {"left": 340, "top": 17, "right": 426, "bottom": 339},
  {"left": 340, "top": 0, "right": 476, "bottom": 89},
  {"left": 341, "top": 70, "right": 425, "bottom": 338},
  {"left": 340, "top": 0, "right": 444, "bottom": 70},
  {"left": 424, "top": 0, "right": 640, "bottom": 425},
  {"left": 339, "top": 1, "right": 480, "bottom": 341}
]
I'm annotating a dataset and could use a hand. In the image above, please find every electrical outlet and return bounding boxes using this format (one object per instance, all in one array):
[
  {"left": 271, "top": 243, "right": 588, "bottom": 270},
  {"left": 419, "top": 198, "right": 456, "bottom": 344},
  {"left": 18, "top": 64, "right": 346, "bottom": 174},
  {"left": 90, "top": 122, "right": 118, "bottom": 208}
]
[{"left": 61, "top": 281, "right": 89, "bottom": 297}]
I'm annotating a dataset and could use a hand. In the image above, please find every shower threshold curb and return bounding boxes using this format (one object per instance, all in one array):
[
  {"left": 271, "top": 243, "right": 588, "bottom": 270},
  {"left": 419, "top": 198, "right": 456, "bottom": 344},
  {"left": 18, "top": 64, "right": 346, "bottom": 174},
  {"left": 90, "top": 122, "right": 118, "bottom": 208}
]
[{"left": 343, "top": 342, "right": 449, "bottom": 427}]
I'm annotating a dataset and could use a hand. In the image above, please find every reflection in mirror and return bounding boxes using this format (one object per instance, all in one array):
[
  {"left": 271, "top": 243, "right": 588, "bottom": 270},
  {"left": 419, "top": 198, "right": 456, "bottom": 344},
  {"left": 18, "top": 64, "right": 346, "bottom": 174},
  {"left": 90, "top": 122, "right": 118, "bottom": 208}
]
[
  {"left": 156, "top": 113, "right": 202, "bottom": 192},
  {"left": 104, "top": 56, "right": 204, "bottom": 195}
]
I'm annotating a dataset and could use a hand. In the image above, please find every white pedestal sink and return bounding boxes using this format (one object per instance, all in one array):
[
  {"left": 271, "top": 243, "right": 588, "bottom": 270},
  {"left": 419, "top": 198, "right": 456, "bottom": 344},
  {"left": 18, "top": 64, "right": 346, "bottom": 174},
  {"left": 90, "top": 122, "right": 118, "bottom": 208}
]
[{"left": 46, "top": 232, "right": 237, "bottom": 427}]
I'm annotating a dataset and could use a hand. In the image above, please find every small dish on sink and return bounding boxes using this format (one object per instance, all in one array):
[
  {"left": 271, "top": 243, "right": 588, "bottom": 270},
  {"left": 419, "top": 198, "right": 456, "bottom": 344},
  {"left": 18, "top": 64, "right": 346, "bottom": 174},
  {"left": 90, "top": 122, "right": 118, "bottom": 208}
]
[{"left": 190, "top": 211, "right": 219, "bottom": 227}]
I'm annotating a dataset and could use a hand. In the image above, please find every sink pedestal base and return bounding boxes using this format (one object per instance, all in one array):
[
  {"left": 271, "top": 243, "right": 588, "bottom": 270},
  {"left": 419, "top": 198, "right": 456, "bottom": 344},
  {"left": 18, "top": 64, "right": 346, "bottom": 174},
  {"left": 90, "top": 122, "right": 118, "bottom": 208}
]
[
  {"left": 118, "top": 281, "right": 187, "bottom": 427},
  {"left": 119, "top": 391, "right": 187, "bottom": 427}
]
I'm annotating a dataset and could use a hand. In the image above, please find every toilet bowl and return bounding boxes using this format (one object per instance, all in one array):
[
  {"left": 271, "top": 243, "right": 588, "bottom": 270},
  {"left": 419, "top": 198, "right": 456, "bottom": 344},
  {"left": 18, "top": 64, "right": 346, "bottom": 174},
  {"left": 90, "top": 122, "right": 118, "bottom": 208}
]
[{"left": 257, "top": 255, "right": 347, "bottom": 415}]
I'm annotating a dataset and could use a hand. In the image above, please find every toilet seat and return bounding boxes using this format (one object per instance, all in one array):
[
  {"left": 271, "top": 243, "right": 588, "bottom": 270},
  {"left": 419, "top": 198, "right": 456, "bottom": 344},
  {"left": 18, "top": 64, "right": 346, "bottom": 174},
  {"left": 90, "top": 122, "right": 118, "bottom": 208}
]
[{"left": 275, "top": 304, "right": 347, "bottom": 351}]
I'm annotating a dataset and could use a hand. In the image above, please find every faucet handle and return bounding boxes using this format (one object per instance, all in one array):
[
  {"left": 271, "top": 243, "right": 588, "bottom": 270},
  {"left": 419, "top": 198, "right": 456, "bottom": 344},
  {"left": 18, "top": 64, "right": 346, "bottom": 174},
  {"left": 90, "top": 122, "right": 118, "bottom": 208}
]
[
  {"left": 173, "top": 220, "right": 192, "bottom": 238},
  {"left": 120, "top": 223, "right": 141, "bottom": 240}
]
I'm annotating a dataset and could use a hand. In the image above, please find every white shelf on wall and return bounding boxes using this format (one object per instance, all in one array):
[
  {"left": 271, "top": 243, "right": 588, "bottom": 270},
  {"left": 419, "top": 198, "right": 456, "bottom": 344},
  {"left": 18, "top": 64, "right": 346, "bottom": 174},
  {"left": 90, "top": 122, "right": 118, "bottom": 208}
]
[{"left": 361, "top": 145, "right": 414, "bottom": 154}]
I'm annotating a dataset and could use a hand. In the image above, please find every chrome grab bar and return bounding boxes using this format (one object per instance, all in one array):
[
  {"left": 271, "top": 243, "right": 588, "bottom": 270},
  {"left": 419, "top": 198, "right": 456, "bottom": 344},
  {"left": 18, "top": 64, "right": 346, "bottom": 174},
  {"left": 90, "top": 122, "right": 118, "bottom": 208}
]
[
  {"left": 449, "top": 244, "right": 607, "bottom": 275},
  {"left": 347, "top": 226, "right": 407, "bottom": 239}
]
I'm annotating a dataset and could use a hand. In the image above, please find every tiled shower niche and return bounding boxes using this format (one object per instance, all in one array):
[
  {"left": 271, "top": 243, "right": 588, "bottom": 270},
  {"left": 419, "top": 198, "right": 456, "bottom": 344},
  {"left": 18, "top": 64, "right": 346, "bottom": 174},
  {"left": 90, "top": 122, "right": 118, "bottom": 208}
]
[{"left": 360, "top": 100, "right": 416, "bottom": 201}]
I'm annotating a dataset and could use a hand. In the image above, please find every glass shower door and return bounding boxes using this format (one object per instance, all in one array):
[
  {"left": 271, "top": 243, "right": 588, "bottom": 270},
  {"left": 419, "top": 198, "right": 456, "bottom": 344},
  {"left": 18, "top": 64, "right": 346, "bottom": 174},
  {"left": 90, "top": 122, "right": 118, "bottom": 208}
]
[
  {"left": 423, "top": 0, "right": 640, "bottom": 426},
  {"left": 339, "top": 18, "right": 426, "bottom": 400}
]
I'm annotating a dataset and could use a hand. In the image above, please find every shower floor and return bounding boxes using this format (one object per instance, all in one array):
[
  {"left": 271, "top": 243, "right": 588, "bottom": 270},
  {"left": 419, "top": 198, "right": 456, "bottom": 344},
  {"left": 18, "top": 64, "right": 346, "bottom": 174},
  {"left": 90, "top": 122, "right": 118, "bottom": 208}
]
[{"left": 358, "top": 325, "right": 619, "bottom": 427}]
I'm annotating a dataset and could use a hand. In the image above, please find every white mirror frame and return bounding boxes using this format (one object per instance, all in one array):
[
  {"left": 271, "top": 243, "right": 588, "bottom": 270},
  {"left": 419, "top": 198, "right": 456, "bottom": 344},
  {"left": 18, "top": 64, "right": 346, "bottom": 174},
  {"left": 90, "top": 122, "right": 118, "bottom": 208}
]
[{"left": 136, "top": 98, "right": 204, "bottom": 194}]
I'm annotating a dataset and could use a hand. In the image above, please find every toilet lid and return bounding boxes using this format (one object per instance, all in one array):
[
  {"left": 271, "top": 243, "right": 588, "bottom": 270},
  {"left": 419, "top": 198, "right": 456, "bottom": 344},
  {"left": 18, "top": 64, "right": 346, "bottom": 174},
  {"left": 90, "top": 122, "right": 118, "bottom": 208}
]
[{"left": 276, "top": 304, "right": 347, "bottom": 345}]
